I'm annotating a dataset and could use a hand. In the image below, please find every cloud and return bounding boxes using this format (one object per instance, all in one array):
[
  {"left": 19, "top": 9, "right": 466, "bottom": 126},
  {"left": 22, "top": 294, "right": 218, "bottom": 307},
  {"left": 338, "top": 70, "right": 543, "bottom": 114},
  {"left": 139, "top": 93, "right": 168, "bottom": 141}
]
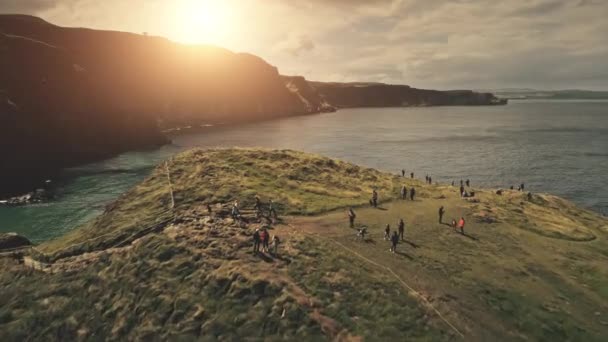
[
  {"left": 0, "top": 0, "right": 59, "bottom": 14},
  {"left": 275, "top": 34, "right": 315, "bottom": 57}
]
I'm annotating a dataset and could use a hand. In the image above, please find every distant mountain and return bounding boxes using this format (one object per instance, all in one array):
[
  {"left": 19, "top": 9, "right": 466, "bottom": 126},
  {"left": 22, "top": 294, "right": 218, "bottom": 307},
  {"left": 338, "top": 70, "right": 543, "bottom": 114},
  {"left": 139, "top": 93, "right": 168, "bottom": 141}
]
[
  {"left": 483, "top": 88, "right": 608, "bottom": 100},
  {"left": 0, "top": 15, "right": 504, "bottom": 197}
]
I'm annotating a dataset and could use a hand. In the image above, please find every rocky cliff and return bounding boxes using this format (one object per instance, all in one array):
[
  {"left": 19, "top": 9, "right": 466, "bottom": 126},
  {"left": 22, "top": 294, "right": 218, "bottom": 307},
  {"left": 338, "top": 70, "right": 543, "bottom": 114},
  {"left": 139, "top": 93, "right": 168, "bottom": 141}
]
[
  {"left": 310, "top": 81, "right": 507, "bottom": 107},
  {"left": 0, "top": 15, "right": 322, "bottom": 196}
]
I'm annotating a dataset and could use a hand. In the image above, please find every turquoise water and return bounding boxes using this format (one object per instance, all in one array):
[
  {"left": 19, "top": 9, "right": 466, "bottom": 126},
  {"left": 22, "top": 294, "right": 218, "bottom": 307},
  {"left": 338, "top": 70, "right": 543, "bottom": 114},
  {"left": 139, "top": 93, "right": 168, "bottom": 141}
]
[{"left": 1, "top": 100, "right": 607, "bottom": 242}]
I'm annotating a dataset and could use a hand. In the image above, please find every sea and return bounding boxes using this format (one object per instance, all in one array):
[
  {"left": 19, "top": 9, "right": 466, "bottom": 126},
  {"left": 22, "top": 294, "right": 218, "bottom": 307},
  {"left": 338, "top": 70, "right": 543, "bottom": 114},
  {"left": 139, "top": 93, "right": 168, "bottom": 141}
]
[{"left": 1, "top": 100, "right": 607, "bottom": 242}]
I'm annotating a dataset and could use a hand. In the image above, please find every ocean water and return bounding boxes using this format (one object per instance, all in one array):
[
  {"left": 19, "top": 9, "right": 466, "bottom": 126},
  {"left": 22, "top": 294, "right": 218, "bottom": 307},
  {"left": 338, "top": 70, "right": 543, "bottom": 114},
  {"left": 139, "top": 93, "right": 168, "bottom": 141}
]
[{"left": 1, "top": 100, "right": 607, "bottom": 242}]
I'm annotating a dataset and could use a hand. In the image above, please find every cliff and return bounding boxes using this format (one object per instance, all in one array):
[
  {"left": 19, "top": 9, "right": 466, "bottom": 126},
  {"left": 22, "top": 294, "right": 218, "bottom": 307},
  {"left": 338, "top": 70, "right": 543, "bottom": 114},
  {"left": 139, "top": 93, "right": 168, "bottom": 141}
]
[
  {"left": 0, "top": 15, "right": 505, "bottom": 197},
  {"left": 310, "top": 81, "right": 507, "bottom": 107},
  {"left": 0, "top": 15, "right": 322, "bottom": 196},
  {"left": 1, "top": 149, "right": 606, "bottom": 340}
]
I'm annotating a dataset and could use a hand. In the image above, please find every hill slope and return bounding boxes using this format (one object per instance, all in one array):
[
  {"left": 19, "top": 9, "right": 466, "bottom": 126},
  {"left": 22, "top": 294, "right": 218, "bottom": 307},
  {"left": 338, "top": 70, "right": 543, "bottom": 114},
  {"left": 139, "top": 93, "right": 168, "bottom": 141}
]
[{"left": 1, "top": 149, "right": 607, "bottom": 340}]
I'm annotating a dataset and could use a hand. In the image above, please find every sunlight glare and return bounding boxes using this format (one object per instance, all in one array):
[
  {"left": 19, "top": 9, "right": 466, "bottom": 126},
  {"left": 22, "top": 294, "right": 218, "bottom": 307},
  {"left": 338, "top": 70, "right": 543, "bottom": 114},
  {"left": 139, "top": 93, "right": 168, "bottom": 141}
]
[{"left": 172, "top": 0, "right": 233, "bottom": 44}]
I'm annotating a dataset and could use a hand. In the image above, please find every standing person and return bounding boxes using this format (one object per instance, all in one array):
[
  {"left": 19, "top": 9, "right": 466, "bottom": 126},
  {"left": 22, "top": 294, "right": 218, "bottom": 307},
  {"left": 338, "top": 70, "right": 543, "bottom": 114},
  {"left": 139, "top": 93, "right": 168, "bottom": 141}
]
[
  {"left": 390, "top": 231, "right": 399, "bottom": 253},
  {"left": 272, "top": 235, "right": 280, "bottom": 255},
  {"left": 398, "top": 219, "right": 405, "bottom": 241},
  {"left": 411, "top": 172, "right": 414, "bottom": 179},
  {"left": 348, "top": 208, "right": 356, "bottom": 228},
  {"left": 253, "top": 229, "right": 261, "bottom": 254},
  {"left": 425, "top": 175, "right": 429, "bottom": 183},
  {"left": 254, "top": 195, "right": 261, "bottom": 212},
  {"left": 451, "top": 219, "right": 457, "bottom": 230},
  {"left": 458, "top": 217, "right": 466, "bottom": 234},
  {"left": 262, "top": 228, "right": 270, "bottom": 252},
  {"left": 428, "top": 176, "right": 432, "bottom": 184},
  {"left": 460, "top": 185, "right": 465, "bottom": 197},
  {"left": 410, "top": 187, "right": 416, "bottom": 201},
  {"left": 232, "top": 200, "right": 240, "bottom": 221},
  {"left": 466, "top": 179, "right": 470, "bottom": 187},
  {"left": 451, "top": 181, "right": 455, "bottom": 186},
  {"left": 401, "top": 185, "right": 407, "bottom": 200},
  {"left": 384, "top": 224, "right": 391, "bottom": 240},
  {"left": 520, "top": 183, "right": 525, "bottom": 191},
  {"left": 268, "top": 200, "right": 278, "bottom": 219},
  {"left": 438, "top": 206, "right": 445, "bottom": 224},
  {"left": 372, "top": 189, "right": 378, "bottom": 208},
  {"left": 402, "top": 169, "right": 405, "bottom": 177}
]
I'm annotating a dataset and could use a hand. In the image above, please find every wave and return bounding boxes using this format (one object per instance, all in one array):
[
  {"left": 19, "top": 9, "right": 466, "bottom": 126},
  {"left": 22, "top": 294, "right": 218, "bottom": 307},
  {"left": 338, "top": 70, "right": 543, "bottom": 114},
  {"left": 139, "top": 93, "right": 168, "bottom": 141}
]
[{"left": 583, "top": 152, "right": 608, "bottom": 158}]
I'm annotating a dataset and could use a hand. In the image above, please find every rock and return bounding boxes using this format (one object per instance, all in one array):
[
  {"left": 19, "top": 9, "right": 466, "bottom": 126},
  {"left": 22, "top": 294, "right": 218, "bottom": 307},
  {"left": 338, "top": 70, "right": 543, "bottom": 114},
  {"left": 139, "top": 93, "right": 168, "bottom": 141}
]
[{"left": 0, "top": 232, "right": 32, "bottom": 250}]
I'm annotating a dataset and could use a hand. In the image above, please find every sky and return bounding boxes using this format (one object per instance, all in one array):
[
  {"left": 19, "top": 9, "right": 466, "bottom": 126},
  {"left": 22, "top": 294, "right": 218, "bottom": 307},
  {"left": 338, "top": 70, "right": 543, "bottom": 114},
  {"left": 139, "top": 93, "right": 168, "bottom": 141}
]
[{"left": 2, "top": 0, "right": 608, "bottom": 90}]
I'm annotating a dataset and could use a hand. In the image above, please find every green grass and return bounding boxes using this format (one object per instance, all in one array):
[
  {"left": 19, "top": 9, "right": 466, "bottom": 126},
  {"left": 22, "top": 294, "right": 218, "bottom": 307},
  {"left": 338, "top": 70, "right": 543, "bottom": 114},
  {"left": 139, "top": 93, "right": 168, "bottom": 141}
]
[{"left": 2, "top": 148, "right": 608, "bottom": 340}]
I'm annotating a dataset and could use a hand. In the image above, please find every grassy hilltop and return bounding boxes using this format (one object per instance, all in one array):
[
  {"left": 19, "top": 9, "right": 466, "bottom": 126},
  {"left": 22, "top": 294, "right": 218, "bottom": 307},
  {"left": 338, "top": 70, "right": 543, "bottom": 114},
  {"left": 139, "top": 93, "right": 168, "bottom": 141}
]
[{"left": 1, "top": 148, "right": 608, "bottom": 341}]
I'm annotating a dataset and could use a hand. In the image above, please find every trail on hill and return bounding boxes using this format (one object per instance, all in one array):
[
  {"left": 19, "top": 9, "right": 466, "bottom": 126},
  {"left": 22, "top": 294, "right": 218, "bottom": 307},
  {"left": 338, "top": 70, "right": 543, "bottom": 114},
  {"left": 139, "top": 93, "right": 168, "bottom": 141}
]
[{"left": 285, "top": 221, "right": 466, "bottom": 339}]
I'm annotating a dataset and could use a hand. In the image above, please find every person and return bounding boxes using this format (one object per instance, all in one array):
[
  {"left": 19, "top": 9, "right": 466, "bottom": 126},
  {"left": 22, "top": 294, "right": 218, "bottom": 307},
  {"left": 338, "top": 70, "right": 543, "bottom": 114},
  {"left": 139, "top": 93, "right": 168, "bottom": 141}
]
[
  {"left": 357, "top": 226, "right": 367, "bottom": 240},
  {"left": 411, "top": 172, "right": 414, "bottom": 179},
  {"left": 457, "top": 217, "right": 466, "bottom": 234},
  {"left": 262, "top": 228, "right": 270, "bottom": 252},
  {"left": 372, "top": 189, "right": 378, "bottom": 208},
  {"left": 384, "top": 224, "right": 391, "bottom": 240},
  {"left": 460, "top": 180, "right": 464, "bottom": 187},
  {"left": 390, "top": 231, "right": 399, "bottom": 253},
  {"left": 466, "top": 179, "right": 470, "bottom": 187},
  {"left": 253, "top": 229, "right": 261, "bottom": 254},
  {"left": 428, "top": 176, "right": 432, "bottom": 184},
  {"left": 510, "top": 185, "right": 514, "bottom": 190},
  {"left": 520, "top": 183, "right": 525, "bottom": 191},
  {"left": 400, "top": 185, "right": 407, "bottom": 200},
  {"left": 272, "top": 235, "right": 280, "bottom": 255},
  {"left": 410, "top": 187, "right": 416, "bottom": 201},
  {"left": 268, "top": 200, "right": 277, "bottom": 219},
  {"left": 460, "top": 185, "right": 465, "bottom": 197},
  {"left": 451, "top": 181, "right": 455, "bottom": 186},
  {"left": 439, "top": 206, "right": 445, "bottom": 224},
  {"left": 425, "top": 175, "right": 429, "bottom": 183},
  {"left": 451, "top": 219, "right": 457, "bottom": 229},
  {"left": 254, "top": 195, "right": 261, "bottom": 212},
  {"left": 231, "top": 200, "right": 240, "bottom": 220},
  {"left": 402, "top": 169, "right": 405, "bottom": 177},
  {"left": 398, "top": 219, "right": 405, "bottom": 241},
  {"left": 348, "top": 208, "right": 356, "bottom": 228}
]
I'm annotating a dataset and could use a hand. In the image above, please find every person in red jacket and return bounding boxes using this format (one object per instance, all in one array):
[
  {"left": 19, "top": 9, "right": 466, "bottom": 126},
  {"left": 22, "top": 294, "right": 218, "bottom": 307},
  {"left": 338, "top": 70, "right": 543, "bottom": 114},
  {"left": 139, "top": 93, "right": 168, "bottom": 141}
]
[{"left": 457, "top": 217, "right": 466, "bottom": 234}]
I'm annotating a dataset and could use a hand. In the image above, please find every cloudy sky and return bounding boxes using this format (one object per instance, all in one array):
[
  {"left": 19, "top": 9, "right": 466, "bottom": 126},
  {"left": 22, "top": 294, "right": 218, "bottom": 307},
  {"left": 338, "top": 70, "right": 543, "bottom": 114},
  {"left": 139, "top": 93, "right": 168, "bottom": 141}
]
[{"left": 2, "top": 0, "right": 608, "bottom": 90}]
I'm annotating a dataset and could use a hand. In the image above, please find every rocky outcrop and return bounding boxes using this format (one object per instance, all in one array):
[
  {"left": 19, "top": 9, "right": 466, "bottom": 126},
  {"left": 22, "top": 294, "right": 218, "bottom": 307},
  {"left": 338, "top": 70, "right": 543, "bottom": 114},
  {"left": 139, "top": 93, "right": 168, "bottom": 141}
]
[
  {"left": 310, "top": 82, "right": 507, "bottom": 107},
  {"left": 0, "top": 233, "right": 32, "bottom": 251}
]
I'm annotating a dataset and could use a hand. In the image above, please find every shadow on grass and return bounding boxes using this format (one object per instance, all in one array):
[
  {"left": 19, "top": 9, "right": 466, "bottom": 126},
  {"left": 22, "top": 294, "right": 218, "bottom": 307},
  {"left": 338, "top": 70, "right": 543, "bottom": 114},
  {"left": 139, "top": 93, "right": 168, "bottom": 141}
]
[
  {"left": 403, "top": 239, "right": 420, "bottom": 248},
  {"left": 255, "top": 253, "right": 275, "bottom": 263},
  {"left": 459, "top": 232, "right": 479, "bottom": 241},
  {"left": 376, "top": 207, "right": 389, "bottom": 211},
  {"left": 395, "top": 250, "right": 414, "bottom": 260}
]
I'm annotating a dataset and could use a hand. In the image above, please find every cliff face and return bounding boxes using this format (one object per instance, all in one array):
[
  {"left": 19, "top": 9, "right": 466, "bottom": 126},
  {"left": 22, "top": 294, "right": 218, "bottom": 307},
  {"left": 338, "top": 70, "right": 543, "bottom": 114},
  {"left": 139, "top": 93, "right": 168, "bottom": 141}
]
[
  {"left": 310, "top": 82, "right": 507, "bottom": 107},
  {"left": 0, "top": 15, "right": 321, "bottom": 196}
]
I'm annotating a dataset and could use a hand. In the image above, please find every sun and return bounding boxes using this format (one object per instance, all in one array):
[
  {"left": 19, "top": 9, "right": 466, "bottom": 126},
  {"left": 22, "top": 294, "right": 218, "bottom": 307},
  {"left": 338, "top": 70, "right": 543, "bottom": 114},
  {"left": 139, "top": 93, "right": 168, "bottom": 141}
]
[{"left": 171, "top": 0, "right": 232, "bottom": 44}]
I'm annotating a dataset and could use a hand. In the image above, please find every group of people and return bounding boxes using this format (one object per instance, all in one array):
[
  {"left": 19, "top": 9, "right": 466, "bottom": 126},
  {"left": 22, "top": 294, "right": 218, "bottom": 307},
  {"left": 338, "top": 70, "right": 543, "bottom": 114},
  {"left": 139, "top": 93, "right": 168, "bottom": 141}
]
[
  {"left": 382, "top": 219, "right": 406, "bottom": 253},
  {"left": 253, "top": 196, "right": 278, "bottom": 220},
  {"left": 252, "top": 227, "right": 280, "bottom": 255},
  {"left": 401, "top": 169, "right": 414, "bottom": 179},
  {"left": 400, "top": 186, "right": 416, "bottom": 201},
  {"left": 425, "top": 175, "right": 433, "bottom": 184}
]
